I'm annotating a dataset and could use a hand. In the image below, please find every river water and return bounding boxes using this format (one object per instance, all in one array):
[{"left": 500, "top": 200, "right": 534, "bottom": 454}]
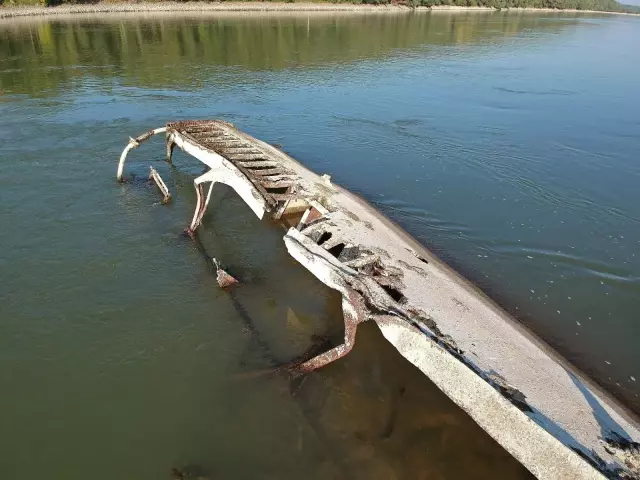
[{"left": 1, "top": 10, "right": 639, "bottom": 479}]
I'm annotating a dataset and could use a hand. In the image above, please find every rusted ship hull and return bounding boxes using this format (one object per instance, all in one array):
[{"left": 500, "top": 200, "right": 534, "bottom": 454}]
[{"left": 116, "top": 120, "right": 640, "bottom": 480}]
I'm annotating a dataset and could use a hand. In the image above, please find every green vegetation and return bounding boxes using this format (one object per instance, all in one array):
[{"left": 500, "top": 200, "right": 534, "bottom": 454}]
[
  {"left": 1, "top": 0, "right": 638, "bottom": 13},
  {"left": 407, "top": 0, "right": 635, "bottom": 12},
  {"left": 363, "top": 0, "right": 637, "bottom": 13}
]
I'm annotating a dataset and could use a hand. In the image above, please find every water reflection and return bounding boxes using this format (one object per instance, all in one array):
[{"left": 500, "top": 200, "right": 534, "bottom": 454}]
[{"left": 0, "top": 12, "right": 580, "bottom": 95}]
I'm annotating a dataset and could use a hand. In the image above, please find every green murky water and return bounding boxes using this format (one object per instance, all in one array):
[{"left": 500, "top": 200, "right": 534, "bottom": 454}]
[{"left": 1, "top": 10, "right": 639, "bottom": 478}]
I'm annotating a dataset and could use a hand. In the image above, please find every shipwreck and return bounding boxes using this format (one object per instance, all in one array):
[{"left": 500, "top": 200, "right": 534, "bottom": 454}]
[{"left": 116, "top": 120, "right": 640, "bottom": 479}]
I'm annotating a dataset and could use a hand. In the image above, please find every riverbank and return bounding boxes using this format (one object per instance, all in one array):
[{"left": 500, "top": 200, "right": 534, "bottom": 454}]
[{"left": 0, "top": 2, "right": 638, "bottom": 19}]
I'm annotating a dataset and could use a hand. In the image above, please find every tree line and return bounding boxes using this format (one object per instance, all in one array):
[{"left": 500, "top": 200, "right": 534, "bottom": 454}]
[
  {"left": 2, "top": 0, "right": 639, "bottom": 14},
  {"left": 405, "top": 0, "right": 640, "bottom": 12}
]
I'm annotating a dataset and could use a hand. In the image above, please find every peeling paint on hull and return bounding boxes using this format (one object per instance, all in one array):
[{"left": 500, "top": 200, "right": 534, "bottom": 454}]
[{"left": 116, "top": 119, "right": 640, "bottom": 480}]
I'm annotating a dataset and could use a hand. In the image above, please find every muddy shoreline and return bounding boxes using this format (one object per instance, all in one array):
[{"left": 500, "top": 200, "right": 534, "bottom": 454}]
[{"left": 1, "top": 2, "right": 638, "bottom": 19}]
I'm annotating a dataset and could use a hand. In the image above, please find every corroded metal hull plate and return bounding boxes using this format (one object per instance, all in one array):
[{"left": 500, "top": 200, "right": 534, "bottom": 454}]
[{"left": 117, "top": 120, "right": 640, "bottom": 480}]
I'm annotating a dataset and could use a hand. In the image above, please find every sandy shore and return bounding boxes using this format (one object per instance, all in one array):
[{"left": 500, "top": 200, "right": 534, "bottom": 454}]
[{"left": 0, "top": 2, "right": 637, "bottom": 19}]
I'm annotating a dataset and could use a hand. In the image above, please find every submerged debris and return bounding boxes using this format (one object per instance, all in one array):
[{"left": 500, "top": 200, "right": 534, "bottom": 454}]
[
  {"left": 116, "top": 119, "right": 640, "bottom": 480},
  {"left": 215, "top": 266, "right": 239, "bottom": 289},
  {"left": 186, "top": 229, "right": 239, "bottom": 290},
  {"left": 170, "top": 465, "right": 210, "bottom": 480}
]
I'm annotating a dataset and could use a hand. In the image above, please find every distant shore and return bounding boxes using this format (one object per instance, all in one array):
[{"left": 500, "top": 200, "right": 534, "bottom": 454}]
[{"left": 1, "top": 2, "right": 638, "bottom": 19}]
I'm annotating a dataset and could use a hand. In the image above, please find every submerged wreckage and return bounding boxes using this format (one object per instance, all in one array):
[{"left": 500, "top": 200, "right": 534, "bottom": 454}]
[{"left": 117, "top": 120, "right": 640, "bottom": 479}]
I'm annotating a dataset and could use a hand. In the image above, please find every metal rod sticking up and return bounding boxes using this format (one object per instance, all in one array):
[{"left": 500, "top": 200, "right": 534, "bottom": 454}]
[
  {"left": 149, "top": 167, "right": 171, "bottom": 204},
  {"left": 117, "top": 125, "right": 237, "bottom": 289},
  {"left": 187, "top": 229, "right": 239, "bottom": 290},
  {"left": 116, "top": 126, "right": 167, "bottom": 182}
]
